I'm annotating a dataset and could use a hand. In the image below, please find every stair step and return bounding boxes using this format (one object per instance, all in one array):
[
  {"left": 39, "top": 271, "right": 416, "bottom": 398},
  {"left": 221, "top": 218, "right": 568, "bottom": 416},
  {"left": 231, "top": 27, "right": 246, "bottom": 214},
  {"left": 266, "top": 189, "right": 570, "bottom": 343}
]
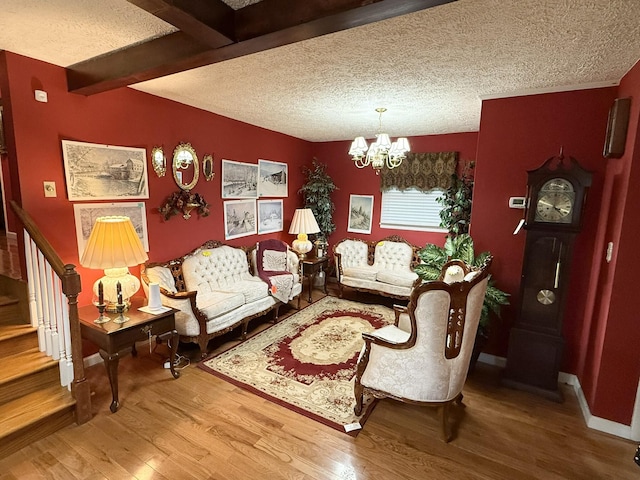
[
  {"left": 0, "top": 385, "right": 75, "bottom": 459},
  {"left": 0, "top": 348, "right": 60, "bottom": 406},
  {"left": 0, "top": 324, "right": 38, "bottom": 356},
  {"left": 0, "top": 295, "right": 23, "bottom": 326}
]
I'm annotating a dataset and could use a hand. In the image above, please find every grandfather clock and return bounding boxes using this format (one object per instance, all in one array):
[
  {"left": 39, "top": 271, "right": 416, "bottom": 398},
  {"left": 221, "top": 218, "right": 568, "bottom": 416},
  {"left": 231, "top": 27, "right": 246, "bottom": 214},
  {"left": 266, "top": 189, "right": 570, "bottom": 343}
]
[{"left": 503, "top": 152, "right": 592, "bottom": 401}]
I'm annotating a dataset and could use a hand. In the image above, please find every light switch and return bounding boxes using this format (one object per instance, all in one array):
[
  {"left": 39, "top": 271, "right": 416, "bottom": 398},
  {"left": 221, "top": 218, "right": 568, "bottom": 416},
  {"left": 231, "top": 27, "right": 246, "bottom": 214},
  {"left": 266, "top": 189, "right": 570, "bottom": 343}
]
[{"left": 44, "top": 181, "right": 56, "bottom": 197}]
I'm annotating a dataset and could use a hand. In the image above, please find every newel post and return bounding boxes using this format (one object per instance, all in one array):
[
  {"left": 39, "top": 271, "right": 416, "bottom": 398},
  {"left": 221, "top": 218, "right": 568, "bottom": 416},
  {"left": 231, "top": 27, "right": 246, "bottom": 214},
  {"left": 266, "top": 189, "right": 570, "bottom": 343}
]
[{"left": 62, "top": 264, "right": 92, "bottom": 424}]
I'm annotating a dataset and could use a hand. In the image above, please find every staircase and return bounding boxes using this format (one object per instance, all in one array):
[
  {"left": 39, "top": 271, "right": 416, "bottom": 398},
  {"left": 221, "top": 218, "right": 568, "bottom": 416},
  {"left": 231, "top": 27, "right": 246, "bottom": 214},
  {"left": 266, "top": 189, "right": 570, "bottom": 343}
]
[{"left": 0, "top": 277, "right": 76, "bottom": 459}]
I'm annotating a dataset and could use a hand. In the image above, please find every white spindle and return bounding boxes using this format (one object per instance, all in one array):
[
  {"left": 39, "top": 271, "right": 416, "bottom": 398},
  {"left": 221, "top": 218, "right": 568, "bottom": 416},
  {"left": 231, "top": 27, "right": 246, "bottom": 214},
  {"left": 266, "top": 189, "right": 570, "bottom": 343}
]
[
  {"left": 38, "top": 251, "right": 54, "bottom": 356},
  {"left": 32, "top": 240, "right": 45, "bottom": 351},
  {"left": 54, "top": 276, "right": 73, "bottom": 387},
  {"left": 46, "top": 262, "right": 60, "bottom": 360},
  {"left": 23, "top": 231, "right": 38, "bottom": 328}
]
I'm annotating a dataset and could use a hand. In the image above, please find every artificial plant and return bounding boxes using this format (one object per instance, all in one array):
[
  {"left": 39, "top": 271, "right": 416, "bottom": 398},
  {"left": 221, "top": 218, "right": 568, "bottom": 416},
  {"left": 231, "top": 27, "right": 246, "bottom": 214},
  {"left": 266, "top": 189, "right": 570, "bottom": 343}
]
[
  {"left": 437, "top": 161, "right": 475, "bottom": 234},
  {"left": 414, "top": 234, "right": 509, "bottom": 337},
  {"left": 298, "top": 159, "right": 338, "bottom": 240}
]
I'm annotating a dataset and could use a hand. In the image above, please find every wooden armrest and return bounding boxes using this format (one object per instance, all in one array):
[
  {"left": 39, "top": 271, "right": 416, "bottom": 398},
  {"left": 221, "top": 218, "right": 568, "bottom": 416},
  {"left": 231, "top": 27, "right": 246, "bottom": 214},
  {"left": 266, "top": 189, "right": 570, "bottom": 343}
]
[
  {"left": 160, "top": 289, "right": 197, "bottom": 300},
  {"left": 362, "top": 330, "right": 409, "bottom": 349},
  {"left": 393, "top": 304, "right": 408, "bottom": 327}
]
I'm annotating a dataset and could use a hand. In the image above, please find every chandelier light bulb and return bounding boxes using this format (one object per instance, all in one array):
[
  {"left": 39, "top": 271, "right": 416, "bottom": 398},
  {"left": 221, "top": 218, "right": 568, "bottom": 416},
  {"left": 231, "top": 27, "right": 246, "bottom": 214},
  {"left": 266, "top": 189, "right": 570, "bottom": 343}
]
[{"left": 348, "top": 108, "right": 410, "bottom": 174}]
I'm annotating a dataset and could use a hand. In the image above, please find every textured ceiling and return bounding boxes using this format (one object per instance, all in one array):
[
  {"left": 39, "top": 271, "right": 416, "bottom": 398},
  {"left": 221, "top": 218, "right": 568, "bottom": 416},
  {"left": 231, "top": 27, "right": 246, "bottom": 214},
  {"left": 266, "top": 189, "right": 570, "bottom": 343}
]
[{"left": 1, "top": 0, "right": 639, "bottom": 142}]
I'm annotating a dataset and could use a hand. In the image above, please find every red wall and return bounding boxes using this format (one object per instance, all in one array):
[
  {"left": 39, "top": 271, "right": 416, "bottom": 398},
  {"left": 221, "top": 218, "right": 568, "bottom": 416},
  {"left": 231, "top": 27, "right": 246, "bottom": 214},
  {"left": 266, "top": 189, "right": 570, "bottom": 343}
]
[
  {"left": 4, "top": 49, "right": 640, "bottom": 426},
  {"left": 312, "top": 132, "right": 478, "bottom": 248},
  {"left": 0, "top": 51, "right": 312, "bottom": 306},
  {"left": 582, "top": 61, "right": 640, "bottom": 424}
]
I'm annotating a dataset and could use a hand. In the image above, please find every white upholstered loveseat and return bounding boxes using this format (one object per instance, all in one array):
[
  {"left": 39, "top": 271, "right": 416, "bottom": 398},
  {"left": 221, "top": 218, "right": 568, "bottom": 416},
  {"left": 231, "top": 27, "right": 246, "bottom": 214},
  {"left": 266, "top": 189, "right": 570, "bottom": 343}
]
[
  {"left": 141, "top": 240, "right": 302, "bottom": 357},
  {"left": 333, "top": 235, "right": 421, "bottom": 300}
]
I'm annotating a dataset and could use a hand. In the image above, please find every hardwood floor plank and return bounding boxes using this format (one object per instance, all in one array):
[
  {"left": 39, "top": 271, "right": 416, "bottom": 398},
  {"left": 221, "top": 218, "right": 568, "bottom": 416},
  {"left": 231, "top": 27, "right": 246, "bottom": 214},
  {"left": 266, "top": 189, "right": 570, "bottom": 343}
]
[{"left": 0, "top": 290, "right": 638, "bottom": 479}]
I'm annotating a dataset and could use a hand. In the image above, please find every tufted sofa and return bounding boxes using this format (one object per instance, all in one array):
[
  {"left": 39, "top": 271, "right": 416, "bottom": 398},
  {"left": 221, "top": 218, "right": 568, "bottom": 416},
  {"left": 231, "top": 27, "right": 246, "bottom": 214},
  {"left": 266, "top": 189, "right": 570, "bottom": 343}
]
[
  {"left": 333, "top": 235, "right": 421, "bottom": 300},
  {"left": 141, "top": 240, "right": 302, "bottom": 357}
]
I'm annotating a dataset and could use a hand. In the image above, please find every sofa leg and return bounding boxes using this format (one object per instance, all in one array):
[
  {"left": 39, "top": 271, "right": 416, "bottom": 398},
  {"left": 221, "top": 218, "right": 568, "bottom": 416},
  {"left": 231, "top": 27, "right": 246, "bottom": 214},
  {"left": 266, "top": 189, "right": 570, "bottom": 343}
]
[
  {"left": 272, "top": 304, "right": 281, "bottom": 324},
  {"left": 240, "top": 321, "right": 249, "bottom": 340},
  {"left": 354, "top": 380, "right": 364, "bottom": 415},
  {"left": 337, "top": 283, "right": 344, "bottom": 298},
  {"left": 198, "top": 338, "right": 209, "bottom": 359}
]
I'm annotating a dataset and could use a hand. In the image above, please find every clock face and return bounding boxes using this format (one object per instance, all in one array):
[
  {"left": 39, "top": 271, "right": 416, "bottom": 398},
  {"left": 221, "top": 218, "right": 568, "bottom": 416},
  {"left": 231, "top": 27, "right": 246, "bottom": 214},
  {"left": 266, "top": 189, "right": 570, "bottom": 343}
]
[{"left": 534, "top": 178, "right": 575, "bottom": 224}]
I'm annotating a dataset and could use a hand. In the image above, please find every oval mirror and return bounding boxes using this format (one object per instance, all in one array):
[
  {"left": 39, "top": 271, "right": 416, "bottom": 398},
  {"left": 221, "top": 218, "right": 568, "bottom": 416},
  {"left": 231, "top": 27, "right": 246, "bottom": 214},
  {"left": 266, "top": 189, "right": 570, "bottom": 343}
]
[
  {"left": 151, "top": 146, "right": 166, "bottom": 177},
  {"left": 172, "top": 142, "right": 199, "bottom": 191},
  {"left": 203, "top": 154, "right": 214, "bottom": 181}
]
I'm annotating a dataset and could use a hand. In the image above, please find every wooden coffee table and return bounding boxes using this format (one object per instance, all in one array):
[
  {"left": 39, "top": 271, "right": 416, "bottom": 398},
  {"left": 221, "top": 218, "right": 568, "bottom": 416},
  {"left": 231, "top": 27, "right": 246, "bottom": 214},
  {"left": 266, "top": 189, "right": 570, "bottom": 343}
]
[{"left": 79, "top": 297, "right": 180, "bottom": 413}]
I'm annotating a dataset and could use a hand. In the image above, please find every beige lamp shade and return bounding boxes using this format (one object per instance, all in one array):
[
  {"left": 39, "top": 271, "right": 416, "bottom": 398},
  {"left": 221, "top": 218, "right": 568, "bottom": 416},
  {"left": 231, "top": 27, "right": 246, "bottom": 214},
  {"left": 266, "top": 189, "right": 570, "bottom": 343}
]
[
  {"left": 80, "top": 216, "right": 149, "bottom": 311},
  {"left": 288, "top": 208, "right": 320, "bottom": 235},
  {"left": 289, "top": 209, "right": 320, "bottom": 257},
  {"left": 80, "top": 216, "right": 148, "bottom": 269}
]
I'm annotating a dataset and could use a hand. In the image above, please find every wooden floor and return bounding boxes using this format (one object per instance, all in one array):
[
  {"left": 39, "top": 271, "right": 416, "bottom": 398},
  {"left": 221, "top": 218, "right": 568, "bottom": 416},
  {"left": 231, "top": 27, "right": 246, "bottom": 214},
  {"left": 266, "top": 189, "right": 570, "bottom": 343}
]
[{"left": 0, "top": 287, "right": 638, "bottom": 479}]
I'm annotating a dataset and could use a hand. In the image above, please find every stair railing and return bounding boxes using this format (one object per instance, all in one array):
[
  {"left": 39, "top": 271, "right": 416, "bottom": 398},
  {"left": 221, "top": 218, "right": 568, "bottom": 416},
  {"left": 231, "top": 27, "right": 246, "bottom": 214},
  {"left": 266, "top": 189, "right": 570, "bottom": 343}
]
[{"left": 10, "top": 201, "right": 92, "bottom": 424}]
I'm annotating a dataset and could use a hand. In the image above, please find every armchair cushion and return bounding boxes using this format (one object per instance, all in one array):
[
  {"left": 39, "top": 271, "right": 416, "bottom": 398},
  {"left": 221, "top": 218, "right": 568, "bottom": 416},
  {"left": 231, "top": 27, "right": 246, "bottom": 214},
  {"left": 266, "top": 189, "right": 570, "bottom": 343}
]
[
  {"left": 343, "top": 265, "right": 378, "bottom": 282},
  {"left": 376, "top": 269, "right": 418, "bottom": 287},
  {"left": 196, "top": 291, "right": 245, "bottom": 319}
]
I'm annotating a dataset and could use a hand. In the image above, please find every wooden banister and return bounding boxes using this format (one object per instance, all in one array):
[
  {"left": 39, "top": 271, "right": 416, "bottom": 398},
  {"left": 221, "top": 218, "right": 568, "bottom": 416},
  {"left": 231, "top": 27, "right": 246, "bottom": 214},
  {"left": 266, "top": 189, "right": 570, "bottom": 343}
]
[{"left": 10, "top": 200, "right": 92, "bottom": 424}]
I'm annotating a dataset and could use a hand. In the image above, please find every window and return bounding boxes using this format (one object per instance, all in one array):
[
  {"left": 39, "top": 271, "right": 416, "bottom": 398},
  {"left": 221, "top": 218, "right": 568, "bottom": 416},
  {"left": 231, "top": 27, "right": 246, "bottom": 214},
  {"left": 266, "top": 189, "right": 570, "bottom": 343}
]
[{"left": 380, "top": 187, "right": 446, "bottom": 232}]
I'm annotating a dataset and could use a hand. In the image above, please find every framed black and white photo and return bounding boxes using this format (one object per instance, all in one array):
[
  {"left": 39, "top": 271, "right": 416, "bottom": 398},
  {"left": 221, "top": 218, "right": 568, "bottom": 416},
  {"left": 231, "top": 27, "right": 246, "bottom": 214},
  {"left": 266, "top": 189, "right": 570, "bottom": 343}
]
[
  {"left": 62, "top": 140, "right": 149, "bottom": 201},
  {"left": 221, "top": 159, "right": 258, "bottom": 198},
  {"left": 73, "top": 202, "right": 149, "bottom": 257},
  {"left": 224, "top": 199, "right": 257, "bottom": 240},
  {"left": 258, "top": 159, "right": 288, "bottom": 197},
  {"left": 257, "top": 199, "right": 284, "bottom": 234},
  {"left": 348, "top": 194, "right": 374, "bottom": 234}
]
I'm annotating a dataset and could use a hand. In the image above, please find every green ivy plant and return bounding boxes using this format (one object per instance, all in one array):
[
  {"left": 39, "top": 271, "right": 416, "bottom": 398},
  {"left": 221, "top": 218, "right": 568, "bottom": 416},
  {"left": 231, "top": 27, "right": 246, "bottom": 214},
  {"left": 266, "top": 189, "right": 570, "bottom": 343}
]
[
  {"left": 437, "top": 161, "right": 475, "bottom": 234},
  {"left": 414, "top": 234, "right": 510, "bottom": 337},
  {"left": 298, "top": 159, "right": 338, "bottom": 240}
]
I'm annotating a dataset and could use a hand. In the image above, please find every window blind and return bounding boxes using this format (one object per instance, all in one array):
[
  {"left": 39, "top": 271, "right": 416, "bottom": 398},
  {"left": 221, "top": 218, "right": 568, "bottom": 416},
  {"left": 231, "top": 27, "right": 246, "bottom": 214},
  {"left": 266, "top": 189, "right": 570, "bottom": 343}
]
[{"left": 380, "top": 188, "right": 445, "bottom": 231}]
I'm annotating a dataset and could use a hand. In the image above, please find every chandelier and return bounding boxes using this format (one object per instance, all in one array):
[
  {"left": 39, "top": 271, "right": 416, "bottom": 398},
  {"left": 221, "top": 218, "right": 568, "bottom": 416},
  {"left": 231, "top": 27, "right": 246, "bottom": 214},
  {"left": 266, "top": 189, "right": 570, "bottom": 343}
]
[{"left": 348, "top": 107, "right": 410, "bottom": 174}]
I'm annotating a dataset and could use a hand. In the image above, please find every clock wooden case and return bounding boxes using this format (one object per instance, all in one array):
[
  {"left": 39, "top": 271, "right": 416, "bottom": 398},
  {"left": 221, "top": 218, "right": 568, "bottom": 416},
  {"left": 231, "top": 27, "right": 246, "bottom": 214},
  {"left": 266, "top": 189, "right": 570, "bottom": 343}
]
[{"left": 503, "top": 153, "right": 592, "bottom": 401}]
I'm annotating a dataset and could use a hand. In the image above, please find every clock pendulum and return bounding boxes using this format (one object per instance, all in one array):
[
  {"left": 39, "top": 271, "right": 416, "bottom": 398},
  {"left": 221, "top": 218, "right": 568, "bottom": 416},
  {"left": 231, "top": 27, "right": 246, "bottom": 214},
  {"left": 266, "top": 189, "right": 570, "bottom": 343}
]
[{"left": 503, "top": 151, "right": 592, "bottom": 401}]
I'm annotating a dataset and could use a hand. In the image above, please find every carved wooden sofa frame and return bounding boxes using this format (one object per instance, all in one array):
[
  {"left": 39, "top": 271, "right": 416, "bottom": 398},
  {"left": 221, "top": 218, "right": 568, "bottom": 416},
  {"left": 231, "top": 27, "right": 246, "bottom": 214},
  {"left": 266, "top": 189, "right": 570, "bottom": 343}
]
[
  {"left": 141, "top": 240, "right": 301, "bottom": 357},
  {"left": 333, "top": 234, "right": 422, "bottom": 301}
]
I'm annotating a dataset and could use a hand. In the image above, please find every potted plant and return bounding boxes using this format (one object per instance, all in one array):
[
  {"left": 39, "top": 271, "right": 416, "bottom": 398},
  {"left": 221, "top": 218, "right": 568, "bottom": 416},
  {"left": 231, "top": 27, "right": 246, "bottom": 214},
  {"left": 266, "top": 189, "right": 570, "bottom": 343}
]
[
  {"left": 298, "top": 159, "right": 338, "bottom": 245},
  {"left": 298, "top": 159, "right": 337, "bottom": 283},
  {"left": 414, "top": 234, "right": 510, "bottom": 370},
  {"left": 437, "top": 161, "right": 474, "bottom": 234}
]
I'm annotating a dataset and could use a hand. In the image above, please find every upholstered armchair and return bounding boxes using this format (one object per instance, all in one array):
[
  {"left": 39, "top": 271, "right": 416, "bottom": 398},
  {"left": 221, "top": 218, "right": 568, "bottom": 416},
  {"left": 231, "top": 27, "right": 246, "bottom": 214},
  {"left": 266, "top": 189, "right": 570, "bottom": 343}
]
[{"left": 353, "top": 256, "right": 492, "bottom": 442}]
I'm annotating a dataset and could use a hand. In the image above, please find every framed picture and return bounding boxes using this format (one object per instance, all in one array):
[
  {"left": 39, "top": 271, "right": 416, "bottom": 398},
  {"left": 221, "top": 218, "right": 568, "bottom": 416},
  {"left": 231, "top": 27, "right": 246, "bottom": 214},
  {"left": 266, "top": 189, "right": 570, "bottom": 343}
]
[
  {"left": 62, "top": 140, "right": 149, "bottom": 201},
  {"left": 258, "top": 159, "right": 288, "bottom": 197},
  {"left": 221, "top": 159, "right": 258, "bottom": 198},
  {"left": 73, "top": 202, "right": 149, "bottom": 257},
  {"left": 223, "top": 199, "right": 257, "bottom": 240},
  {"left": 257, "top": 199, "right": 284, "bottom": 234},
  {"left": 348, "top": 194, "right": 374, "bottom": 234}
]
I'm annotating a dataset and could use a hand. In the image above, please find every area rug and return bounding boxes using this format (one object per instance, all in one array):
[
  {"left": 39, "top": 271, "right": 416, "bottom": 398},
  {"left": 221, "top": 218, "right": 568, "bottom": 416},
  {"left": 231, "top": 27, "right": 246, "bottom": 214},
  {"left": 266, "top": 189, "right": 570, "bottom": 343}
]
[{"left": 198, "top": 296, "right": 394, "bottom": 434}]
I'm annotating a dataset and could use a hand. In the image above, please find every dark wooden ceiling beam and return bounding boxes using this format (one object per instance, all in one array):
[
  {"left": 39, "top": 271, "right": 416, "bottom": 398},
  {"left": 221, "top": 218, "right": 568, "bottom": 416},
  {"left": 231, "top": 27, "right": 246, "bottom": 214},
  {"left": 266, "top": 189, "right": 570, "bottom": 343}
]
[
  {"left": 125, "top": 0, "right": 235, "bottom": 46},
  {"left": 67, "top": 0, "right": 455, "bottom": 96}
]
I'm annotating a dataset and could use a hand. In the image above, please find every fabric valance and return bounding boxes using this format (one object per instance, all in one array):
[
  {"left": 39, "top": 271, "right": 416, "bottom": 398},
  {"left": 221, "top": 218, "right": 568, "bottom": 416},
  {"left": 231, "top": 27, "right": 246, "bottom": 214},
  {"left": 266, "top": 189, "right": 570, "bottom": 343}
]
[{"left": 380, "top": 151, "right": 458, "bottom": 192}]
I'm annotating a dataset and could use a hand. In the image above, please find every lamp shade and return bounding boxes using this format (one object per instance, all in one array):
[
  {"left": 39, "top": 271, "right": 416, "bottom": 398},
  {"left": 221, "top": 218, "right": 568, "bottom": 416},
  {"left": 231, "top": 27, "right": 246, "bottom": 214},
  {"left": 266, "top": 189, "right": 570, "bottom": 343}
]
[
  {"left": 288, "top": 209, "right": 320, "bottom": 235},
  {"left": 80, "top": 216, "right": 148, "bottom": 269}
]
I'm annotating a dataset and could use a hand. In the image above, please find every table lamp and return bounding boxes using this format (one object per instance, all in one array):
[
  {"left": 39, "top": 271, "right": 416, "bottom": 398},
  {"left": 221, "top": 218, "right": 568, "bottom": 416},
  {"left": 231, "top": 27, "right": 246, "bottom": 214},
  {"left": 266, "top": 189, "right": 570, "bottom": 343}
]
[
  {"left": 80, "top": 216, "right": 149, "bottom": 320},
  {"left": 289, "top": 208, "right": 320, "bottom": 257}
]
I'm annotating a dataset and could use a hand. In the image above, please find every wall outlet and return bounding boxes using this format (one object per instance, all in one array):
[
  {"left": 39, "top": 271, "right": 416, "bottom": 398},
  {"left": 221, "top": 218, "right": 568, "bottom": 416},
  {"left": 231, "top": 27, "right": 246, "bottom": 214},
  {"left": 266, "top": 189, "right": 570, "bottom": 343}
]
[{"left": 43, "top": 181, "right": 56, "bottom": 197}]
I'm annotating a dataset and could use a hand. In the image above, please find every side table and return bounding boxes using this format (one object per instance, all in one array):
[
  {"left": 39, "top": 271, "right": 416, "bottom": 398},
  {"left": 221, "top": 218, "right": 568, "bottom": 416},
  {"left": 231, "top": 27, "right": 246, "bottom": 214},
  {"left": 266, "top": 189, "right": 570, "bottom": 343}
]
[
  {"left": 301, "top": 256, "right": 328, "bottom": 303},
  {"left": 79, "top": 297, "right": 180, "bottom": 413}
]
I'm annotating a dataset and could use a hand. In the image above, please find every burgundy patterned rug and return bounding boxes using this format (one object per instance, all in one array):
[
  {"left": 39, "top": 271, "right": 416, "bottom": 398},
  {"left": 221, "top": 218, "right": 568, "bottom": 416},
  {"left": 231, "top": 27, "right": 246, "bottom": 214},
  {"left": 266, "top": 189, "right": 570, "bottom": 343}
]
[{"left": 198, "top": 296, "right": 394, "bottom": 434}]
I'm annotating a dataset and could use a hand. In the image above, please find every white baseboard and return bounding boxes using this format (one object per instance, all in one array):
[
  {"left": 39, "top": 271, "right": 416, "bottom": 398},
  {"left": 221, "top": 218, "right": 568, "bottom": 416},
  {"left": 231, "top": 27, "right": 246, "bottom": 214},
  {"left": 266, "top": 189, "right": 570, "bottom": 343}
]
[{"left": 477, "top": 354, "right": 637, "bottom": 441}]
